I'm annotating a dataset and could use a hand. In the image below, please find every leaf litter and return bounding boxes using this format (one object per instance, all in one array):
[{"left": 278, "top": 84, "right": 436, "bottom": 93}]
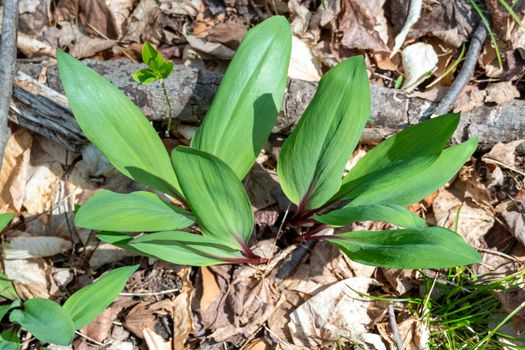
[{"left": 4, "top": 0, "right": 525, "bottom": 348}]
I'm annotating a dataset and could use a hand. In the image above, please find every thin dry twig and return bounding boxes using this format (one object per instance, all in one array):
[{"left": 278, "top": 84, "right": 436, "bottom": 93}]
[
  {"left": 0, "top": 0, "right": 19, "bottom": 170},
  {"left": 430, "top": 22, "right": 488, "bottom": 116},
  {"left": 388, "top": 304, "right": 406, "bottom": 350}
]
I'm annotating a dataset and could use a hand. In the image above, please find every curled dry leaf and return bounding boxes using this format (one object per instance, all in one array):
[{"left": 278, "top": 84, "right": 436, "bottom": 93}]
[
  {"left": 143, "top": 328, "right": 171, "bottom": 350},
  {"left": 390, "top": 0, "right": 422, "bottom": 57},
  {"left": 401, "top": 42, "right": 438, "bottom": 92},
  {"left": 287, "top": 277, "right": 385, "bottom": 349},
  {"left": 173, "top": 290, "right": 194, "bottom": 350},
  {"left": 3, "top": 234, "right": 72, "bottom": 259}
]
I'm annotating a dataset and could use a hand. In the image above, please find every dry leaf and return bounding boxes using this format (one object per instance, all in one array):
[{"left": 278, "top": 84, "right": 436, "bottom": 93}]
[
  {"left": 289, "top": 36, "right": 321, "bottom": 82},
  {"left": 143, "top": 328, "right": 171, "bottom": 350},
  {"left": 401, "top": 42, "right": 438, "bottom": 92},
  {"left": 0, "top": 129, "right": 33, "bottom": 213},
  {"left": 390, "top": 0, "right": 422, "bottom": 57},
  {"left": 4, "top": 258, "right": 49, "bottom": 298},
  {"left": 287, "top": 277, "right": 385, "bottom": 349},
  {"left": 173, "top": 290, "right": 193, "bottom": 350},
  {"left": 485, "top": 82, "right": 520, "bottom": 105},
  {"left": 3, "top": 234, "right": 72, "bottom": 259}
]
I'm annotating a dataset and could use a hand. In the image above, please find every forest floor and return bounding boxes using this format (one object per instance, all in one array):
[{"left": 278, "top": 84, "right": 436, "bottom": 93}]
[{"left": 2, "top": 0, "right": 525, "bottom": 349}]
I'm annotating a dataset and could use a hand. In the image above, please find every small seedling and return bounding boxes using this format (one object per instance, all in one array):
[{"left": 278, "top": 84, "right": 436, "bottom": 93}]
[
  {"left": 0, "top": 265, "right": 137, "bottom": 347},
  {"left": 132, "top": 42, "right": 175, "bottom": 137},
  {"left": 57, "top": 16, "right": 481, "bottom": 269}
]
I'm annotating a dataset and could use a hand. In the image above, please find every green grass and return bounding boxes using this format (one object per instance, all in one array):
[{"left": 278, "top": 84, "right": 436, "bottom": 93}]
[{"left": 422, "top": 267, "right": 525, "bottom": 349}]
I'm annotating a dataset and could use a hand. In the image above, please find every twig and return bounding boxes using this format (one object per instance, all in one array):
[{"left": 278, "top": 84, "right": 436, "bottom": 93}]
[
  {"left": 388, "top": 304, "right": 406, "bottom": 350},
  {"left": 430, "top": 22, "right": 488, "bottom": 116},
  {"left": 0, "top": 0, "right": 19, "bottom": 170}
]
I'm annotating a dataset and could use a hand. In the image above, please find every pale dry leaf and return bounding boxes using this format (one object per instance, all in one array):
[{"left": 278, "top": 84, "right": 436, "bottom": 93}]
[
  {"left": 0, "top": 129, "right": 32, "bottom": 212},
  {"left": 17, "top": 32, "right": 56, "bottom": 57},
  {"left": 287, "top": 277, "right": 385, "bottom": 349},
  {"left": 453, "top": 84, "right": 486, "bottom": 112},
  {"left": 159, "top": 0, "right": 201, "bottom": 16},
  {"left": 185, "top": 35, "right": 236, "bottom": 60},
  {"left": 4, "top": 258, "right": 49, "bottom": 298},
  {"left": 244, "top": 338, "right": 272, "bottom": 350},
  {"left": 143, "top": 328, "right": 171, "bottom": 350},
  {"left": 69, "top": 36, "right": 117, "bottom": 59},
  {"left": 3, "top": 234, "right": 72, "bottom": 259},
  {"left": 482, "top": 140, "right": 525, "bottom": 168},
  {"left": 432, "top": 190, "right": 494, "bottom": 247},
  {"left": 288, "top": 0, "right": 311, "bottom": 34},
  {"left": 199, "top": 266, "right": 222, "bottom": 313},
  {"left": 173, "top": 290, "right": 193, "bottom": 350},
  {"left": 22, "top": 162, "right": 63, "bottom": 215},
  {"left": 105, "top": 0, "right": 135, "bottom": 36},
  {"left": 484, "top": 81, "right": 520, "bottom": 105},
  {"left": 88, "top": 243, "right": 139, "bottom": 269},
  {"left": 401, "top": 42, "right": 438, "bottom": 92},
  {"left": 289, "top": 36, "right": 321, "bottom": 82},
  {"left": 390, "top": 0, "right": 423, "bottom": 57}
]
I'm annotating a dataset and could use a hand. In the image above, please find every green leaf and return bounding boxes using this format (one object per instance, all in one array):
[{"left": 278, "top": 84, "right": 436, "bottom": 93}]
[
  {"left": 75, "top": 190, "right": 194, "bottom": 232},
  {"left": 97, "top": 232, "right": 144, "bottom": 256},
  {"left": 56, "top": 50, "right": 180, "bottom": 196},
  {"left": 131, "top": 68, "right": 159, "bottom": 84},
  {"left": 367, "top": 138, "right": 478, "bottom": 206},
  {"left": 327, "top": 226, "right": 481, "bottom": 269},
  {"left": 171, "top": 147, "right": 254, "bottom": 250},
  {"left": 9, "top": 298, "right": 75, "bottom": 346},
  {"left": 0, "top": 213, "right": 13, "bottom": 231},
  {"left": 0, "top": 305, "right": 11, "bottom": 321},
  {"left": 63, "top": 265, "right": 138, "bottom": 330},
  {"left": 0, "top": 273, "right": 17, "bottom": 300},
  {"left": 316, "top": 204, "right": 426, "bottom": 229},
  {"left": 127, "top": 231, "right": 244, "bottom": 266},
  {"left": 158, "top": 61, "right": 174, "bottom": 80},
  {"left": 0, "top": 328, "right": 19, "bottom": 350},
  {"left": 142, "top": 42, "right": 166, "bottom": 73},
  {"left": 191, "top": 16, "right": 291, "bottom": 179},
  {"left": 335, "top": 113, "right": 461, "bottom": 204},
  {"left": 277, "top": 56, "right": 371, "bottom": 210}
]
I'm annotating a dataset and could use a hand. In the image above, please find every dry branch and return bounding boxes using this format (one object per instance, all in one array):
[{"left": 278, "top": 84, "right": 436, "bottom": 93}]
[
  {"left": 0, "top": 0, "right": 19, "bottom": 169},
  {"left": 10, "top": 59, "right": 525, "bottom": 153}
]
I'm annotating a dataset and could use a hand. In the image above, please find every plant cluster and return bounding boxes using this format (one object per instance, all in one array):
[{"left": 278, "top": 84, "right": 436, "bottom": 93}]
[
  {"left": 0, "top": 214, "right": 136, "bottom": 347},
  {"left": 57, "top": 16, "right": 481, "bottom": 269}
]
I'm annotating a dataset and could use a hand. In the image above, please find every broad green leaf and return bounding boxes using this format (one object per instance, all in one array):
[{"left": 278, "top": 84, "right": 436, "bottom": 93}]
[
  {"left": 142, "top": 42, "right": 165, "bottom": 73},
  {"left": 0, "top": 273, "right": 17, "bottom": 300},
  {"left": 97, "top": 232, "right": 144, "bottom": 256},
  {"left": 75, "top": 190, "right": 194, "bottom": 232},
  {"left": 9, "top": 298, "right": 75, "bottom": 346},
  {"left": 315, "top": 204, "right": 426, "bottom": 228},
  {"left": 277, "top": 56, "right": 370, "bottom": 210},
  {"left": 191, "top": 16, "right": 291, "bottom": 179},
  {"left": 127, "top": 231, "right": 244, "bottom": 266},
  {"left": 63, "top": 265, "right": 138, "bottom": 330},
  {"left": 57, "top": 50, "right": 180, "bottom": 195},
  {"left": 350, "top": 138, "right": 478, "bottom": 207},
  {"left": 132, "top": 68, "right": 159, "bottom": 84},
  {"left": 171, "top": 147, "right": 254, "bottom": 249},
  {"left": 0, "top": 305, "right": 11, "bottom": 321},
  {"left": 158, "top": 61, "right": 174, "bottom": 80},
  {"left": 0, "top": 213, "right": 13, "bottom": 231},
  {"left": 334, "top": 114, "right": 460, "bottom": 203},
  {"left": 327, "top": 227, "right": 481, "bottom": 269},
  {"left": 0, "top": 328, "right": 19, "bottom": 350}
]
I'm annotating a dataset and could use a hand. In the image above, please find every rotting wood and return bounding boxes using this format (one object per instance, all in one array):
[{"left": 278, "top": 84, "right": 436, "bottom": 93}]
[{"left": 10, "top": 59, "right": 525, "bottom": 153}]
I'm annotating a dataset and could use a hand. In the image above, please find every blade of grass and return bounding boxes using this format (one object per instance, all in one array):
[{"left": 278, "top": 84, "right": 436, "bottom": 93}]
[{"left": 470, "top": 0, "right": 503, "bottom": 69}]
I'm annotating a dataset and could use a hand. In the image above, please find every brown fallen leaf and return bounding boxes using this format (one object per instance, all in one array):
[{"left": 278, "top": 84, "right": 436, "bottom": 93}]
[
  {"left": 173, "top": 290, "right": 193, "bottom": 350},
  {"left": 340, "top": 0, "right": 389, "bottom": 52},
  {"left": 143, "top": 328, "right": 171, "bottom": 350},
  {"left": 208, "top": 19, "right": 247, "bottom": 49},
  {"left": 0, "top": 129, "right": 33, "bottom": 213},
  {"left": 484, "top": 82, "right": 520, "bottom": 105}
]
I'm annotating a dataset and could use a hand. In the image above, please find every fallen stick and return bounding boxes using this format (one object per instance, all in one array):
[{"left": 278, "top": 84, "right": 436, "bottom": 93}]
[
  {"left": 11, "top": 59, "right": 525, "bottom": 153},
  {"left": 0, "top": 0, "right": 19, "bottom": 169}
]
